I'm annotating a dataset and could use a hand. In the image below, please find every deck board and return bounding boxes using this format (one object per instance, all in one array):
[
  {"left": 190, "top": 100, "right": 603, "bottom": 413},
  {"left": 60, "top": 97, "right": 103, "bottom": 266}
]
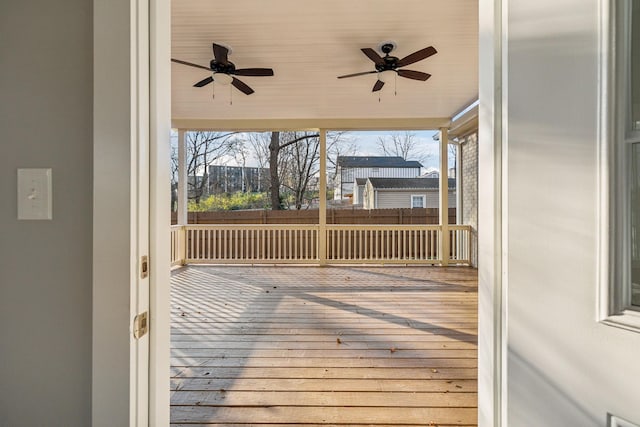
[{"left": 171, "top": 265, "right": 478, "bottom": 426}]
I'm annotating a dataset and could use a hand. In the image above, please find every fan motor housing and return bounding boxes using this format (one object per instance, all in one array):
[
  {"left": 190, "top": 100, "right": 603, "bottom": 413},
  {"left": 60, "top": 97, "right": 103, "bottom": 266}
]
[
  {"left": 375, "top": 56, "right": 399, "bottom": 72},
  {"left": 210, "top": 60, "right": 236, "bottom": 74}
]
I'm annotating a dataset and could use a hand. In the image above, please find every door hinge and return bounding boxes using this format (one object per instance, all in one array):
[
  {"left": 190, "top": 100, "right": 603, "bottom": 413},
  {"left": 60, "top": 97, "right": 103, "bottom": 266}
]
[
  {"left": 133, "top": 311, "right": 148, "bottom": 339},
  {"left": 140, "top": 255, "right": 149, "bottom": 279}
]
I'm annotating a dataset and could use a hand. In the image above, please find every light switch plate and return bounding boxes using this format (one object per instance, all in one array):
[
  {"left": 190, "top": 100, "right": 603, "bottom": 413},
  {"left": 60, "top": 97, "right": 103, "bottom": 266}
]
[{"left": 17, "top": 168, "right": 52, "bottom": 220}]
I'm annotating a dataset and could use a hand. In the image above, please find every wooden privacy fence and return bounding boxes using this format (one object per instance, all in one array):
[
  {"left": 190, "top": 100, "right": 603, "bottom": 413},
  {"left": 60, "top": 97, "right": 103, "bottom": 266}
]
[
  {"left": 171, "top": 207, "right": 456, "bottom": 225},
  {"left": 171, "top": 224, "right": 471, "bottom": 266}
]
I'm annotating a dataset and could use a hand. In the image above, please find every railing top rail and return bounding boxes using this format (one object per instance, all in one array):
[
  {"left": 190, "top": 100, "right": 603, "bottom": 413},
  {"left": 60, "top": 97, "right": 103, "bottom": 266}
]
[
  {"left": 448, "top": 224, "right": 472, "bottom": 230},
  {"left": 326, "top": 224, "right": 442, "bottom": 230},
  {"left": 184, "top": 224, "right": 320, "bottom": 230},
  {"left": 176, "top": 223, "right": 471, "bottom": 231}
]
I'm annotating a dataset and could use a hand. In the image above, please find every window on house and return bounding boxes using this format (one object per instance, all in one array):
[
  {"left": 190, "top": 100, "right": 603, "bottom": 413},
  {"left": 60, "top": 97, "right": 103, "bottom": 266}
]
[{"left": 411, "top": 195, "right": 425, "bottom": 208}]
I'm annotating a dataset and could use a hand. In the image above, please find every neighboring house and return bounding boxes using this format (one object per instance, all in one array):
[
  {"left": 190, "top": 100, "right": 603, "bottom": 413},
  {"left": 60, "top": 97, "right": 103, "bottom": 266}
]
[
  {"left": 208, "top": 165, "right": 269, "bottom": 194},
  {"left": 334, "top": 156, "right": 422, "bottom": 200},
  {"left": 421, "top": 170, "right": 440, "bottom": 178},
  {"left": 420, "top": 168, "right": 456, "bottom": 179},
  {"left": 352, "top": 178, "right": 367, "bottom": 206},
  {"left": 363, "top": 177, "right": 456, "bottom": 210}
]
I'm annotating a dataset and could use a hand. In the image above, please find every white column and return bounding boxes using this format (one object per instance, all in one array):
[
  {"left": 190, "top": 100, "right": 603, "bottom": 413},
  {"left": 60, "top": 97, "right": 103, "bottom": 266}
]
[
  {"left": 319, "top": 129, "right": 327, "bottom": 266},
  {"left": 456, "top": 140, "right": 463, "bottom": 225},
  {"left": 439, "top": 127, "right": 450, "bottom": 266},
  {"left": 177, "top": 129, "right": 188, "bottom": 225}
]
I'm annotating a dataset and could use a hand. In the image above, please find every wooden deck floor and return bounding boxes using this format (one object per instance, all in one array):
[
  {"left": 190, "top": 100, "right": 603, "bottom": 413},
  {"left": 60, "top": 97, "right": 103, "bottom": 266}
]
[{"left": 171, "top": 266, "right": 478, "bottom": 427}]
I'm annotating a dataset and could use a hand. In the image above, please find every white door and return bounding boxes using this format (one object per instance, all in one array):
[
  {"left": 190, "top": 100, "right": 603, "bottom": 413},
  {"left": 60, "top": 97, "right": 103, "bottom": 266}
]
[
  {"left": 132, "top": 0, "right": 150, "bottom": 423},
  {"left": 482, "top": 0, "right": 640, "bottom": 425}
]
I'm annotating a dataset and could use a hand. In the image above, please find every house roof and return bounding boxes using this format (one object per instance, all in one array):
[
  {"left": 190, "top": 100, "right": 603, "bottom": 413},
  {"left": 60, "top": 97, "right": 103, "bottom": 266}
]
[
  {"left": 367, "top": 177, "right": 455, "bottom": 190},
  {"left": 337, "top": 156, "right": 423, "bottom": 168},
  {"left": 355, "top": 178, "right": 368, "bottom": 186}
]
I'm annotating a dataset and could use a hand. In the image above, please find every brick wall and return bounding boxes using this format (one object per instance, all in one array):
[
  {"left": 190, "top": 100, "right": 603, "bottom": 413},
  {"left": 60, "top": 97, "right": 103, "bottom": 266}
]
[{"left": 461, "top": 132, "right": 478, "bottom": 267}]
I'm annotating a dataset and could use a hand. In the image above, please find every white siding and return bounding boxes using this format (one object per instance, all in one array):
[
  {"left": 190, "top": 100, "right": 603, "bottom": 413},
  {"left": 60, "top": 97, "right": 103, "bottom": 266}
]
[
  {"left": 338, "top": 166, "right": 421, "bottom": 198},
  {"left": 348, "top": 166, "right": 421, "bottom": 180},
  {"left": 375, "top": 189, "right": 456, "bottom": 209},
  {"left": 352, "top": 184, "right": 365, "bottom": 205}
]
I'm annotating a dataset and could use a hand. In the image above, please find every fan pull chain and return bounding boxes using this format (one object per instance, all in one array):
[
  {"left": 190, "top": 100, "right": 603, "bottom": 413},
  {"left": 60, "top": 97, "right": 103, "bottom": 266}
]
[
  {"left": 394, "top": 73, "right": 397, "bottom": 96},
  {"left": 230, "top": 84, "right": 233, "bottom": 105},
  {"left": 211, "top": 83, "right": 215, "bottom": 100}
]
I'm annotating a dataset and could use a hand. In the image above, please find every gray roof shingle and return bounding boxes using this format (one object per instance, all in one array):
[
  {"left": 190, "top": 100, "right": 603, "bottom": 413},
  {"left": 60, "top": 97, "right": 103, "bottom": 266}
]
[
  {"left": 337, "top": 156, "right": 423, "bottom": 168},
  {"left": 367, "top": 177, "right": 455, "bottom": 190},
  {"left": 355, "top": 178, "right": 368, "bottom": 186}
]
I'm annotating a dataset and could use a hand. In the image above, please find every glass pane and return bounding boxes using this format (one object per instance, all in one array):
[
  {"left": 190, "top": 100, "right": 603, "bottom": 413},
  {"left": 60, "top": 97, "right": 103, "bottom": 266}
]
[
  {"left": 631, "top": 143, "right": 640, "bottom": 306},
  {"left": 631, "top": 0, "right": 640, "bottom": 132}
]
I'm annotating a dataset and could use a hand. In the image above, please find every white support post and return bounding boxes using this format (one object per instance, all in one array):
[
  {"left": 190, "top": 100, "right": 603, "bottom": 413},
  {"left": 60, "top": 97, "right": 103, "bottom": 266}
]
[
  {"left": 319, "top": 129, "right": 327, "bottom": 265},
  {"left": 439, "top": 127, "right": 450, "bottom": 266},
  {"left": 177, "top": 129, "right": 188, "bottom": 263},
  {"left": 456, "top": 140, "right": 463, "bottom": 225},
  {"left": 177, "top": 129, "right": 188, "bottom": 226}
]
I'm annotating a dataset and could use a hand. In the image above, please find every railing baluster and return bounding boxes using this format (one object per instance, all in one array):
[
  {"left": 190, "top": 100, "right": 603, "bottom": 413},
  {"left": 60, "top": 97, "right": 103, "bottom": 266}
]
[{"left": 177, "top": 225, "right": 467, "bottom": 265}]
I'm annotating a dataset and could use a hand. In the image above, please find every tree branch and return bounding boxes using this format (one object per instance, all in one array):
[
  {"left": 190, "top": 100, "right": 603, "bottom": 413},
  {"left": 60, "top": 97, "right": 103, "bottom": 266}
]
[{"left": 278, "top": 133, "right": 320, "bottom": 150}]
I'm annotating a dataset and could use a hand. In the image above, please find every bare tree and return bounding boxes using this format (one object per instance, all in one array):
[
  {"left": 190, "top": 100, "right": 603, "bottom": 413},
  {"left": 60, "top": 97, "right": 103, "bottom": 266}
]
[
  {"left": 326, "top": 131, "right": 357, "bottom": 182},
  {"left": 269, "top": 131, "right": 320, "bottom": 209},
  {"left": 448, "top": 144, "right": 457, "bottom": 178},
  {"left": 245, "top": 131, "right": 352, "bottom": 209},
  {"left": 170, "top": 131, "right": 240, "bottom": 204},
  {"left": 376, "top": 131, "right": 428, "bottom": 163},
  {"left": 278, "top": 132, "right": 321, "bottom": 209},
  {"left": 247, "top": 132, "right": 271, "bottom": 170}
]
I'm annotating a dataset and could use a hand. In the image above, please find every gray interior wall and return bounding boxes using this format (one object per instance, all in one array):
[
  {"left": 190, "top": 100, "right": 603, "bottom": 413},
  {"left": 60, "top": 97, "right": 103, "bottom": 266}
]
[
  {"left": 0, "top": 1, "right": 93, "bottom": 426},
  {"left": 506, "top": 0, "right": 640, "bottom": 425}
]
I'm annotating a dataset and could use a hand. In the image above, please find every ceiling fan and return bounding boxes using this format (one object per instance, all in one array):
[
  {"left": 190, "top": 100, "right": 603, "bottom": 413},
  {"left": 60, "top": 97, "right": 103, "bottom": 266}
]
[
  {"left": 337, "top": 42, "right": 437, "bottom": 92},
  {"left": 171, "top": 43, "right": 274, "bottom": 95}
]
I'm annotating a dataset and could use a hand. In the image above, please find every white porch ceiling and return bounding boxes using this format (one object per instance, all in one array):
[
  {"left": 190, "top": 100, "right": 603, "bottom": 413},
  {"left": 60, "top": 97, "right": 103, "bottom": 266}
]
[{"left": 171, "top": 0, "right": 478, "bottom": 129}]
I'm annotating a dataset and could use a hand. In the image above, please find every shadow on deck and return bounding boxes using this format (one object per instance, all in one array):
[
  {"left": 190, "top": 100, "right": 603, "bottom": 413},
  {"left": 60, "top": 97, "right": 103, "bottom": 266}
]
[{"left": 170, "top": 265, "right": 478, "bottom": 426}]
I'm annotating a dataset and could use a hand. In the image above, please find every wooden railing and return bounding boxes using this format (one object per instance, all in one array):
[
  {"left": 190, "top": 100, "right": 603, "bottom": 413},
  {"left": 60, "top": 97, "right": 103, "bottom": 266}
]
[
  {"left": 326, "top": 225, "right": 441, "bottom": 263},
  {"left": 170, "top": 224, "right": 472, "bottom": 266},
  {"left": 171, "top": 225, "right": 185, "bottom": 267},
  {"left": 185, "top": 225, "right": 319, "bottom": 264}
]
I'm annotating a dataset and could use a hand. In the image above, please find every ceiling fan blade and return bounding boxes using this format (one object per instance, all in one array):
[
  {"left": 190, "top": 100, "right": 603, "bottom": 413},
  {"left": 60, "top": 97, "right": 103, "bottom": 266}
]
[
  {"left": 234, "top": 68, "right": 274, "bottom": 76},
  {"left": 231, "top": 77, "right": 255, "bottom": 95},
  {"left": 397, "top": 69, "right": 431, "bottom": 81},
  {"left": 372, "top": 80, "right": 385, "bottom": 92},
  {"left": 212, "top": 43, "right": 230, "bottom": 65},
  {"left": 361, "top": 48, "right": 385, "bottom": 66},
  {"left": 397, "top": 46, "right": 437, "bottom": 67},
  {"left": 172, "top": 58, "right": 211, "bottom": 71},
  {"left": 193, "top": 76, "right": 214, "bottom": 87},
  {"left": 337, "top": 70, "right": 377, "bottom": 79}
]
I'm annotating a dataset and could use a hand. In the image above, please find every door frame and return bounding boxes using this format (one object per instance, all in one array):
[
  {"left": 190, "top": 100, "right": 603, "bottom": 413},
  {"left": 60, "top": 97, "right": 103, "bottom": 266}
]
[
  {"left": 92, "top": 0, "right": 507, "bottom": 425},
  {"left": 477, "top": 0, "right": 508, "bottom": 426},
  {"left": 148, "top": 0, "right": 172, "bottom": 424}
]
